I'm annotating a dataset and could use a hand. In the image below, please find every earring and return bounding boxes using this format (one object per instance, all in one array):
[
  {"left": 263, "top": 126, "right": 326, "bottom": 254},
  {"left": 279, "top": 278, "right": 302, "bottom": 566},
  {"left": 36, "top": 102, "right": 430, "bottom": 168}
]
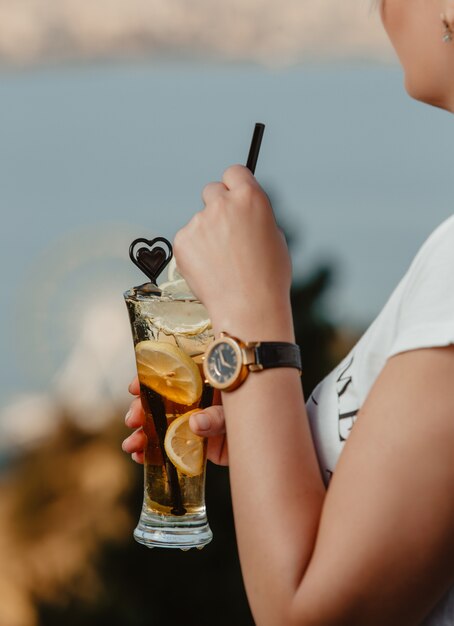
[{"left": 441, "top": 13, "right": 453, "bottom": 43}]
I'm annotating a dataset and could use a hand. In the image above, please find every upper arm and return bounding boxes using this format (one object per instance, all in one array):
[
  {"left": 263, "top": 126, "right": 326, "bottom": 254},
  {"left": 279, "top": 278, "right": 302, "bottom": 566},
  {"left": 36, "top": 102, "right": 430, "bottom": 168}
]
[{"left": 292, "top": 346, "right": 454, "bottom": 626}]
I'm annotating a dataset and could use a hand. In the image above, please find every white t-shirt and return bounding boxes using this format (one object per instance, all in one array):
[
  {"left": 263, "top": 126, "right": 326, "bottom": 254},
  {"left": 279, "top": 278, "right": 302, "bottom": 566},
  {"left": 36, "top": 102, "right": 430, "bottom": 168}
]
[{"left": 306, "top": 214, "right": 454, "bottom": 625}]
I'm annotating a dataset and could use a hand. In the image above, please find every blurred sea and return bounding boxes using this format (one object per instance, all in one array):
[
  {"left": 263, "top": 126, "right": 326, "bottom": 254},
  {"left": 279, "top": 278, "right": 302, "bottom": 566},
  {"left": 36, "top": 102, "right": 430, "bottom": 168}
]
[{"left": 0, "top": 60, "right": 453, "bottom": 410}]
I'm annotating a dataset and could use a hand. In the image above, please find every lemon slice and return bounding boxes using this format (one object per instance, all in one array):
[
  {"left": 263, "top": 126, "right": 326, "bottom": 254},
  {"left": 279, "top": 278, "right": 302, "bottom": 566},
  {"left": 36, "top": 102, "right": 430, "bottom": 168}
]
[
  {"left": 135, "top": 341, "right": 203, "bottom": 405},
  {"left": 164, "top": 410, "right": 205, "bottom": 476},
  {"left": 147, "top": 299, "right": 211, "bottom": 336}
]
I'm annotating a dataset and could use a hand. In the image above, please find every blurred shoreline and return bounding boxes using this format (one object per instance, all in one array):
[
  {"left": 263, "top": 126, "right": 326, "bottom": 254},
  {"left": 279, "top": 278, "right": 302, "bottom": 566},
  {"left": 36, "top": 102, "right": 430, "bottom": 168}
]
[{"left": 0, "top": 0, "right": 390, "bottom": 67}]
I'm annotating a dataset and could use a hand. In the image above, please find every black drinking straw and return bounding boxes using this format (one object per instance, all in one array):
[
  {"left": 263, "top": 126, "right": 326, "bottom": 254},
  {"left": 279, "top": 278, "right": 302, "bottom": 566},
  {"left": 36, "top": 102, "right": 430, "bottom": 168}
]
[{"left": 246, "top": 123, "right": 265, "bottom": 174}]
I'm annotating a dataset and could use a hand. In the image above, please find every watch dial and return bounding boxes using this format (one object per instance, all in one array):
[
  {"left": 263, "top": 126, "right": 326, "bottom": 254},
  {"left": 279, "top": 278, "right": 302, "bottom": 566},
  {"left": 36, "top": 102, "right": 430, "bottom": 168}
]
[{"left": 207, "top": 341, "right": 239, "bottom": 385}]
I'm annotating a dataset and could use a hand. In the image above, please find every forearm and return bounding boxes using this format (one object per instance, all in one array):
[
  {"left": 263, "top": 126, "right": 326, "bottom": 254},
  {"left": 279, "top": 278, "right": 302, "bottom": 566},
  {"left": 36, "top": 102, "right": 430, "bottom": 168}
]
[
  {"left": 173, "top": 166, "right": 327, "bottom": 623},
  {"left": 213, "top": 308, "right": 326, "bottom": 625}
]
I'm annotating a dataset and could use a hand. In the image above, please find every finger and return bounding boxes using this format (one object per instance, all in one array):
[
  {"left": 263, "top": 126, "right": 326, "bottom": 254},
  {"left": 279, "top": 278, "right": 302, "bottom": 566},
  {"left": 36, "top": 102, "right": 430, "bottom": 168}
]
[
  {"left": 189, "top": 405, "right": 225, "bottom": 437},
  {"left": 222, "top": 164, "right": 257, "bottom": 190},
  {"left": 202, "top": 181, "right": 228, "bottom": 205},
  {"left": 122, "top": 427, "right": 147, "bottom": 454},
  {"left": 132, "top": 451, "right": 145, "bottom": 465},
  {"left": 128, "top": 376, "right": 140, "bottom": 396},
  {"left": 206, "top": 434, "right": 229, "bottom": 466},
  {"left": 125, "top": 397, "right": 145, "bottom": 428}
]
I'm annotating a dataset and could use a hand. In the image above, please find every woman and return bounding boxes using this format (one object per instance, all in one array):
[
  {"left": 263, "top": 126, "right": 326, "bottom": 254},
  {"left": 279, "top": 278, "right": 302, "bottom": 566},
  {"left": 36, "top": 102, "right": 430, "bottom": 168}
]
[{"left": 123, "top": 1, "right": 454, "bottom": 623}]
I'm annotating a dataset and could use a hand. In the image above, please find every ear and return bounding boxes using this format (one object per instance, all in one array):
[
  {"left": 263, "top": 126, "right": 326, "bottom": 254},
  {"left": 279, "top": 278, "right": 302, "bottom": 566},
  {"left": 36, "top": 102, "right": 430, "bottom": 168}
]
[{"left": 442, "top": 0, "right": 454, "bottom": 28}]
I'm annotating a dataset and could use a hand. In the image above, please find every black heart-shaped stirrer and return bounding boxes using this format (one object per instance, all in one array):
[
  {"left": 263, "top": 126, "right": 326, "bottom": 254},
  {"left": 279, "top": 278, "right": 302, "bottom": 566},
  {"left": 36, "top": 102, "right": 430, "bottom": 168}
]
[{"left": 129, "top": 236, "right": 173, "bottom": 286}]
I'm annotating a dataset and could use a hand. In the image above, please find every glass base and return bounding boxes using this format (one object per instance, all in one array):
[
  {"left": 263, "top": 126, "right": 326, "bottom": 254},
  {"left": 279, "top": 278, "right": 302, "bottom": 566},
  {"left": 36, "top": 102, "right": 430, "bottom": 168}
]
[{"left": 133, "top": 508, "right": 213, "bottom": 550}]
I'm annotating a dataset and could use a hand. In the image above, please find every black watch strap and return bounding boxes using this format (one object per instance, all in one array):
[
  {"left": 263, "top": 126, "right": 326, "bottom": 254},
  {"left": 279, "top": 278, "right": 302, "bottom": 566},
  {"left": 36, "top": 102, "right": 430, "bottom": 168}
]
[{"left": 254, "top": 342, "right": 302, "bottom": 371}]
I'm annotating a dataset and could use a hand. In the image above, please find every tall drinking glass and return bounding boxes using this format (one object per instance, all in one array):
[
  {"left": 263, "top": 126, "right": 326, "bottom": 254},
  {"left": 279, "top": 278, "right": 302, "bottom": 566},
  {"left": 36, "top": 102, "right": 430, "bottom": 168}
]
[
  {"left": 124, "top": 281, "right": 214, "bottom": 549},
  {"left": 123, "top": 123, "right": 265, "bottom": 548}
]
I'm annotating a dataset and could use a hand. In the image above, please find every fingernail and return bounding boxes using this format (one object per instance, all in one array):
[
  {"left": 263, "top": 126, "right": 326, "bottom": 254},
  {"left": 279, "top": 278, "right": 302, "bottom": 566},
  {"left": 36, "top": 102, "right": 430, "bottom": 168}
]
[
  {"left": 194, "top": 413, "right": 210, "bottom": 431},
  {"left": 121, "top": 438, "right": 129, "bottom": 451},
  {"left": 125, "top": 409, "right": 132, "bottom": 425}
]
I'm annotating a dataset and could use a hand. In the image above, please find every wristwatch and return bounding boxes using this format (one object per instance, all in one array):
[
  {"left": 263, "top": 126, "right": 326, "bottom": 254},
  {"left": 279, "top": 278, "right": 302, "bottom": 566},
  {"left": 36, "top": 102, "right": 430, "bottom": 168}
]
[{"left": 202, "top": 332, "right": 302, "bottom": 392}]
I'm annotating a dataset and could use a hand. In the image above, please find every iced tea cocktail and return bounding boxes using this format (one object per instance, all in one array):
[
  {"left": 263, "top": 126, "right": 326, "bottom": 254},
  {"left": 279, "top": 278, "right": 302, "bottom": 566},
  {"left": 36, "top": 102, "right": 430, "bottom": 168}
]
[
  {"left": 124, "top": 279, "right": 214, "bottom": 549},
  {"left": 123, "top": 125, "right": 265, "bottom": 548}
]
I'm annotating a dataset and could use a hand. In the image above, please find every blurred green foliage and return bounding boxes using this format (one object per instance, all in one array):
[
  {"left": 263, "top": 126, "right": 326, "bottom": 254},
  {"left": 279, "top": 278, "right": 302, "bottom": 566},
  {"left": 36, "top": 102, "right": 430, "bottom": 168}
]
[{"left": 291, "top": 263, "right": 336, "bottom": 397}]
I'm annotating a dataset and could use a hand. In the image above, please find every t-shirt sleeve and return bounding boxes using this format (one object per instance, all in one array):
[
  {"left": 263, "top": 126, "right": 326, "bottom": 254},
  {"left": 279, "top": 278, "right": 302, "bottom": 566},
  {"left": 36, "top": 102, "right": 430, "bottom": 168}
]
[{"left": 388, "top": 216, "right": 454, "bottom": 358}]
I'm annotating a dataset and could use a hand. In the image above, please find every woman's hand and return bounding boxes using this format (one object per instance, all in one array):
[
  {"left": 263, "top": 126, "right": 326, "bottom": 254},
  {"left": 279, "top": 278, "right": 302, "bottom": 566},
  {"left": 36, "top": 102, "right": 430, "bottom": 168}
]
[
  {"left": 122, "top": 377, "right": 229, "bottom": 466},
  {"left": 173, "top": 165, "right": 293, "bottom": 339}
]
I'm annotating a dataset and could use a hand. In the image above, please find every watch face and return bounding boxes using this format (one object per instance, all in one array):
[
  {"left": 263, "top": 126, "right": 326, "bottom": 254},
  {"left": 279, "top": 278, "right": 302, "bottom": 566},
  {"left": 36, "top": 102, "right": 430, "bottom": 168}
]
[{"left": 204, "top": 339, "right": 242, "bottom": 388}]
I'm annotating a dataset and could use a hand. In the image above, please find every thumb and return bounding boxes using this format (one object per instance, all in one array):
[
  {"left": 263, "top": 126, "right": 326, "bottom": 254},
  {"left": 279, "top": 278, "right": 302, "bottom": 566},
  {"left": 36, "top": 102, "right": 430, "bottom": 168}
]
[{"left": 189, "top": 405, "right": 225, "bottom": 437}]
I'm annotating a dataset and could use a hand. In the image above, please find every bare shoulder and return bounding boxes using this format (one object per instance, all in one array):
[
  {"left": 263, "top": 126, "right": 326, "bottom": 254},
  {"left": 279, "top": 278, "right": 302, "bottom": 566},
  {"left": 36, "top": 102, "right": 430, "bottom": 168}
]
[{"left": 293, "top": 346, "right": 454, "bottom": 626}]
